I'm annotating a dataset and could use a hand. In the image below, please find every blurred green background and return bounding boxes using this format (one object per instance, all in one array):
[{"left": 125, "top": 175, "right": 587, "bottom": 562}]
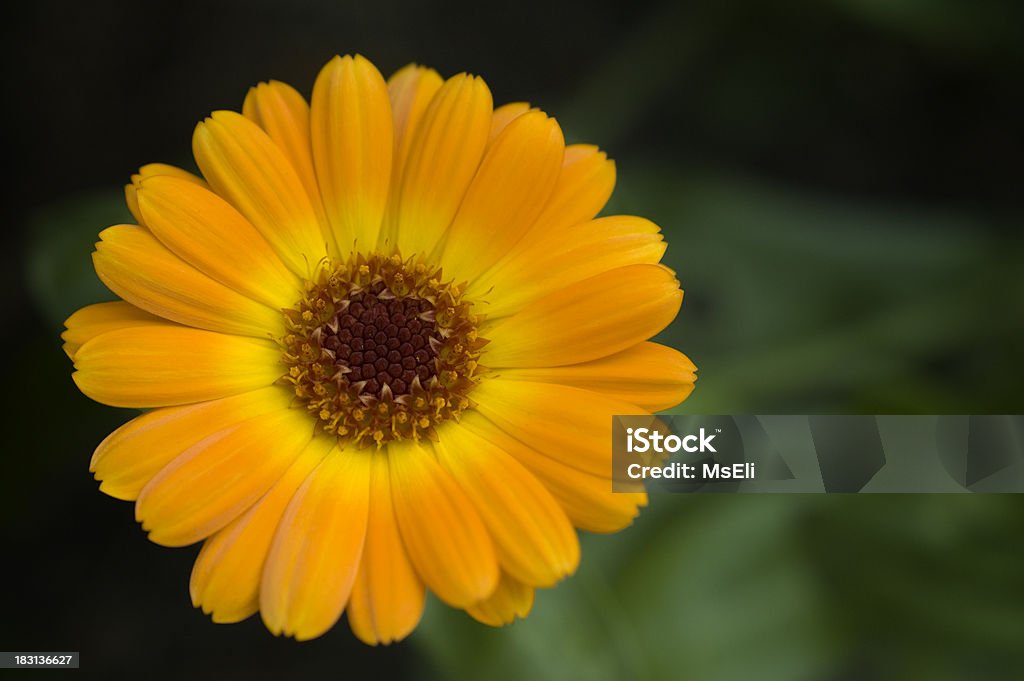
[{"left": 2, "top": 0, "right": 1023, "bottom": 679}]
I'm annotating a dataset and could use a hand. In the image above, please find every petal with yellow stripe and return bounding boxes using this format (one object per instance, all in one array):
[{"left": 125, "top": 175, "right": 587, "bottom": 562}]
[
  {"left": 137, "top": 176, "right": 301, "bottom": 309},
  {"left": 439, "top": 111, "right": 564, "bottom": 283},
  {"left": 72, "top": 325, "right": 282, "bottom": 408},
  {"left": 387, "top": 64, "right": 444, "bottom": 196},
  {"left": 501, "top": 342, "right": 696, "bottom": 412},
  {"left": 389, "top": 438, "right": 498, "bottom": 607},
  {"left": 473, "top": 379, "right": 644, "bottom": 477},
  {"left": 242, "top": 80, "right": 323, "bottom": 214},
  {"left": 193, "top": 111, "right": 327, "bottom": 275},
  {"left": 391, "top": 73, "right": 492, "bottom": 257},
  {"left": 90, "top": 387, "right": 292, "bottom": 501},
  {"left": 125, "top": 163, "right": 207, "bottom": 227},
  {"left": 135, "top": 405, "right": 314, "bottom": 547},
  {"left": 190, "top": 435, "right": 335, "bottom": 623},
  {"left": 461, "top": 412, "right": 646, "bottom": 533},
  {"left": 346, "top": 452, "right": 425, "bottom": 645},
  {"left": 488, "top": 102, "right": 530, "bottom": 142},
  {"left": 531, "top": 144, "right": 616, "bottom": 235},
  {"left": 261, "top": 448, "right": 371, "bottom": 641},
  {"left": 434, "top": 423, "right": 579, "bottom": 587},
  {"left": 469, "top": 144, "right": 616, "bottom": 300},
  {"left": 472, "top": 215, "right": 666, "bottom": 318},
  {"left": 311, "top": 55, "right": 393, "bottom": 252},
  {"left": 62, "top": 301, "right": 171, "bottom": 360},
  {"left": 484, "top": 264, "right": 682, "bottom": 368},
  {"left": 465, "top": 572, "right": 535, "bottom": 627},
  {"left": 93, "top": 225, "right": 283, "bottom": 338}
]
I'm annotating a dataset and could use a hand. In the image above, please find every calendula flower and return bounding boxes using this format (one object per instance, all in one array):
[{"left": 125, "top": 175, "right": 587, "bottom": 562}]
[{"left": 63, "top": 54, "right": 696, "bottom": 643}]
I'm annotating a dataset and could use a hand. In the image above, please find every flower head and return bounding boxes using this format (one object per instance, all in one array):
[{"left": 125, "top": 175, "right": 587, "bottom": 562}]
[{"left": 64, "top": 54, "right": 696, "bottom": 642}]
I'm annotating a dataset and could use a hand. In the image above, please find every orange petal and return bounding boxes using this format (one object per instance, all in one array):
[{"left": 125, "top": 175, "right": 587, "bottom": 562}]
[
  {"left": 484, "top": 264, "right": 682, "bottom": 368},
  {"left": 476, "top": 215, "right": 666, "bottom": 318},
  {"left": 469, "top": 144, "right": 617, "bottom": 302},
  {"left": 502, "top": 342, "right": 696, "bottom": 412},
  {"left": 488, "top": 102, "right": 531, "bottom": 142},
  {"left": 465, "top": 572, "right": 535, "bottom": 627},
  {"left": 439, "top": 110, "right": 564, "bottom": 282},
  {"left": 388, "top": 438, "right": 498, "bottom": 607},
  {"left": 532, "top": 144, "right": 616, "bottom": 233},
  {"left": 346, "top": 452, "right": 425, "bottom": 645},
  {"left": 137, "top": 176, "right": 301, "bottom": 309},
  {"left": 391, "top": 73, "right": 492, "bottom": 258},
  {"left": 380, "top": 64, "right": 444, "bottom": 250},
  {"left": 190, "top": 435, "right": 334, "bottom": 623},
  {"left": 435, "top": 423, "right": 579, "bottom": 587},
  {"left": 462, "top": 411, "right": 646, "bottom": 533},
  {"left": 242, "top": 80, "right": 323, "bottom": 213},
  {"left": 472, "top": 379, "right": 644, "bottom": 477},
  {"left": 125, "top": 163, "right": 207, "bottom": 227},
  {"left": 311, "top": 55, "right": 393, "bottom": 252},
  {"left": 135, "top": 405, "right": 314, "bottom": 547},
  {"left": 90, "top": 387, "right": 292, "bottom": 501},
  {"left": 193, "top": 111, "right": 328, "bottom": 275},
  {"left": 72, "top": 325, "right": 282, "bottom": 408},
  {"left": 92, "top": 224, "right": 283, "bottom": 338},
  {"left": 261, "top": 448, "right": 372, "bottom": 641},
  {"left": 62, "top": 301, "right": 171, "bottom": 360}
]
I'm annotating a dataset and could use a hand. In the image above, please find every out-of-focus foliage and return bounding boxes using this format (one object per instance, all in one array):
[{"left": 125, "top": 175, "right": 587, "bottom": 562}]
[
  {"left": 638, "top": 169, "right": 1024, "bottom": 414},
  {"left": 27, "top": 194, "right": 124, "bottom": 328},
  {"left": 417, "top": 495, "right": 1024, "bottom": 681}
]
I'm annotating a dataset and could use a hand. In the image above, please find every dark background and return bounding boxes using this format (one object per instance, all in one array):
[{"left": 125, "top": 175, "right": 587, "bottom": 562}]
[{"left": 2, "top": 1, "right": 1023, "bottom": 679}]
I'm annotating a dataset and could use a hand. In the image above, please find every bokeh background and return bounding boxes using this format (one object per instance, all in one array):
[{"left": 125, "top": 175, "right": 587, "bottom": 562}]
[{"left": 3, "top": 0, "right": 1023, "bottom": 678}]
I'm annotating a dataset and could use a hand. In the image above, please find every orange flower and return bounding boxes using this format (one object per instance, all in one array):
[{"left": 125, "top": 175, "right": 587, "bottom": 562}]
[{"left": 63, "top": 55, "right": 696, "bottom": 643}]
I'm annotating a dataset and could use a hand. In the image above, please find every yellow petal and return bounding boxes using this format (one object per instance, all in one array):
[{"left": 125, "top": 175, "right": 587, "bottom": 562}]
[
  {"left": 242, "top": 80, "right": 323, "bottom": 213},
  {"left": 484, "top": 264, "right": 682, "bottom": 368},
  {"left": 465, "top": 572, "right": 534, "bottom": 627},
  {"left": 502, "top": 342, "right": 696, "bottom": 412},
  {"left": 190, "top": 435, "right": 335, "bottom": 623},
  {"left": 388, "top": 438, "right": 498, "bottom": 607},
  {"left": 439, "top": 111, "right": 564, "bottom": 282},
  {"left": 137, "top": 176, "right": 301, "bottom": 309},
  {"left": 91, "top": 387, "right": 292, "bottom": 501},
  {"left": 435, "top": 423, "right": 579, "bottom": 587},
  {"left": 261, "top": 448, "right": 371, "bottom": 641},
  {"left": 125, "top": 163, "right": 207, "bottom": 226},
  {"left": 533, "top": 144, "right": 616, "bottom": 233},
  {"left": 473, "top": 379, "right": 644, "bottom": 477},
  {"left": 472, "top": 215, "right": 666, "bottom": 318},
  {"left": 469, "top": 144, "right": 617, "bottom": 301},
  {"left": 488, "top": 102, "right": 531, "bottom": 142},
  {"left": 461, "top": 411, "right": 646, "bottom": 533},
  {"left": 193, "top": 110, "right": 328, "bottom": 275},
  {"left": 62, "top": 301, "right": 171, "bottom": 360},
  {"left": 136, "top": 405, "right": 314, "bottom": 547},
  {"left": 93, "top": 225, "right": 283, "bottom": 338},
  {"left": 346, "top": 452, "right": 425, "bottom": 645},
  {"left": 387, "top": 64, "right": 444, "bottom": 194},
  {"left": 311, "top": 55, "right": 393, "bottom": 252},
  {"left": 72, "top": 325, "right": 282, "bottom": 408},
  {"left": 497, "top": 215, "right": 667, "bottom": 315},
  {"left": 391, "top": 73, "right": 492, "bottom": 258}
]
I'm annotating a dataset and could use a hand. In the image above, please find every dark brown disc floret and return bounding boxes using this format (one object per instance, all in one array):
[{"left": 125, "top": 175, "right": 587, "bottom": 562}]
[{"left": 281, "top": 253, "right": 487, "bottom": 448}]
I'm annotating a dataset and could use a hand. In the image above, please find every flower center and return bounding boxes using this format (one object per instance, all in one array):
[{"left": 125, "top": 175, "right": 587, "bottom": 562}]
[{"left": 281, "top": 253, "right": 486, "bottom": 448}]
